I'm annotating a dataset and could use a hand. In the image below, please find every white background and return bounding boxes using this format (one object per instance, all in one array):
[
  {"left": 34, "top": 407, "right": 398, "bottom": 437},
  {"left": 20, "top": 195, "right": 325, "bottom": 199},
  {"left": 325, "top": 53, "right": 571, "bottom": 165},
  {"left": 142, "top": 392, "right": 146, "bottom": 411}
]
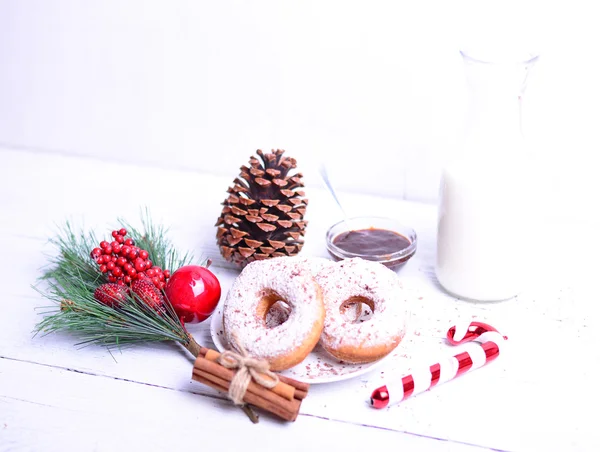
[
  {"left": 2, "top": 4, "right": 600, "bottom": 449},
  {"left": 0, "top": 1, "right": 598, "bottom": 220}
]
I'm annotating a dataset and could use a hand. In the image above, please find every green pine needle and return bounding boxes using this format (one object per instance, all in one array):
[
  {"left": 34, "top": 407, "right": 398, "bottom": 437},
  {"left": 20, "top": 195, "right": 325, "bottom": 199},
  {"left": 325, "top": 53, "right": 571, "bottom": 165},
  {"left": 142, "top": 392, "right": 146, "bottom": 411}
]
[{"left": 33, "top": 211, "right": 201, "bottom": 353}]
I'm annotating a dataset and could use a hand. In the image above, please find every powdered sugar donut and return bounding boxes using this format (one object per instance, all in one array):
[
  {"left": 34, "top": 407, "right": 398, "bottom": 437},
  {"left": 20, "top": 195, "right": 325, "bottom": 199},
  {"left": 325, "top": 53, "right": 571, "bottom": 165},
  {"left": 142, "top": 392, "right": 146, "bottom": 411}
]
[
  {"left": 222, "top": 258, "right": 325, "bottom": 371},
  {"left": 318, "top": 257, "right": 407, "bottom": 363},
  {"left": 264, "top": 257, "right": 336, "bottom": 328},
  {"left": 294, "top": 256, "right": 363, "bottom": 321},
  {"left": 265, "top": 256, "right": 362, "bottom": 327},
  {"left": 294, "top": 256, "right": 337, "bottom": 277}
]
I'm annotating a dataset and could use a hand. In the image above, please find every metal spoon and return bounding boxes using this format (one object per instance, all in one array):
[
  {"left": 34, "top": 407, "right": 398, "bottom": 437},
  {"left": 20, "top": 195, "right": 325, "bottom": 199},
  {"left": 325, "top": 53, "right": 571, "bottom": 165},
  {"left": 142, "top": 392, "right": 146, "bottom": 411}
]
[{"left": 319, "top": 164, "right": 354, "bottom": 231}]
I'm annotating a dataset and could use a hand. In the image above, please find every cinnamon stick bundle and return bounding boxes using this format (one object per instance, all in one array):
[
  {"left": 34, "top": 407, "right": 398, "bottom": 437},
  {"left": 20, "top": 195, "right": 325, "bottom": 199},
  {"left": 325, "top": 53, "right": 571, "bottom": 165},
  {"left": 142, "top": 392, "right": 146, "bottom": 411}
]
[{"left": 192, "top": 348, "right": 310, "bottom": 422}]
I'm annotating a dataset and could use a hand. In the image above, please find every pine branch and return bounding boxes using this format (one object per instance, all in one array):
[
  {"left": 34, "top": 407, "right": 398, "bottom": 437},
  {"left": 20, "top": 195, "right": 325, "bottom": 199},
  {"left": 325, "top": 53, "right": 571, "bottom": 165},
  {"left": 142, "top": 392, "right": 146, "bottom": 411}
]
[
  {"left": 33, "top": 213, "right": 201, "bottom": 354},
  {"left": 32, "top": 212, "right": 259, "bottom": 422}
]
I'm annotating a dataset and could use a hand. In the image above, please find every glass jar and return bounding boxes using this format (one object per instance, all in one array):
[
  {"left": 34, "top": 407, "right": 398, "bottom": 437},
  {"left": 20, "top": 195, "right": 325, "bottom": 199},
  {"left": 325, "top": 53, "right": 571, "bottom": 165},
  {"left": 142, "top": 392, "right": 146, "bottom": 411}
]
[
  {"left": 435, "top": 49, "right": 539, "bottom": 301},
  {"left": 326, "top": 216, "right": 417, "bottom": 270}
]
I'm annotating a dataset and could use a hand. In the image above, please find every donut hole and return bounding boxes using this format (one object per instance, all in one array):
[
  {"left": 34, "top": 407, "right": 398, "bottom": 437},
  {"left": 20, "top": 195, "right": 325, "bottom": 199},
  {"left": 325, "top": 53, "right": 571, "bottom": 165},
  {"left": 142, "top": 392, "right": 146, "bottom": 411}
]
[
  {"left": 340, "top": 296, "right": 374, "bottom": 324},
  {"left": 265, "top": 301, "right": 291, "bottom": 328},
  {"left": 257, "top": 290, "right": 291, "bottom": 329}
]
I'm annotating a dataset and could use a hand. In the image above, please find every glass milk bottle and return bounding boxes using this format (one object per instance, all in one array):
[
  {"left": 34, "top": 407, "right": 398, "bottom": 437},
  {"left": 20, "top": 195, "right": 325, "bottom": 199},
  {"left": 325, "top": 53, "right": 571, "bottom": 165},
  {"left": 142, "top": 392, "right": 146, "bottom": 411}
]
[{"left": 435, "top": 50, "right": 539, "bottom": 301}]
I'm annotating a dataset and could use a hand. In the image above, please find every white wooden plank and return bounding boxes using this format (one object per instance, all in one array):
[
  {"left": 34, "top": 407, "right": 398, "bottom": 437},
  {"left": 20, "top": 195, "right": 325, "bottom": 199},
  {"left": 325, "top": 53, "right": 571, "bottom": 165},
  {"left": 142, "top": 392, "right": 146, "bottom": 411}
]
[
  {"left": 2, "top": 229, "right": 597, "bottom": 450},
  {"left": 1, "top": 149, "right": 600, "bottom": 450},
  {"left": 0, "top": 358, "right": 497, "bottom": 452}
]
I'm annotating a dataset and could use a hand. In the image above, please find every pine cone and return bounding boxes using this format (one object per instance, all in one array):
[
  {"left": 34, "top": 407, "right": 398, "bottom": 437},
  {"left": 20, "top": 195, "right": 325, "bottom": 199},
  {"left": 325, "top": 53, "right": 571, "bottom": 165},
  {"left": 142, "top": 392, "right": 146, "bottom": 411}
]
[{"left": 216, "top": 149, "right": 308, "bottom": 268}]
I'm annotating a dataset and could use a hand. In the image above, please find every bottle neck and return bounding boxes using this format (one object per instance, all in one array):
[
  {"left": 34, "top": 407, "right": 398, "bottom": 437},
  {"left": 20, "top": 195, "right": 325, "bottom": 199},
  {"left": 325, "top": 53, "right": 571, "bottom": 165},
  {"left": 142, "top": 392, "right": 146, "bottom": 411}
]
[
  {"left": 464, "top": 89, "right": 523, "bottom": 143},
  {"left": 448, "top": 51, "right": 538, "bottom": 167}
]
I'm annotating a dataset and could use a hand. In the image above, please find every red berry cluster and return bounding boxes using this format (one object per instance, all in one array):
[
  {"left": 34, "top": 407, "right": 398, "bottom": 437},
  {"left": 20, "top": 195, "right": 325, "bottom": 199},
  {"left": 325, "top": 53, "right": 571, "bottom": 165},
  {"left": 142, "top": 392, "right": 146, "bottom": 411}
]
[{"left": 90, "top": 228, "right": 171, "bottom": 290}]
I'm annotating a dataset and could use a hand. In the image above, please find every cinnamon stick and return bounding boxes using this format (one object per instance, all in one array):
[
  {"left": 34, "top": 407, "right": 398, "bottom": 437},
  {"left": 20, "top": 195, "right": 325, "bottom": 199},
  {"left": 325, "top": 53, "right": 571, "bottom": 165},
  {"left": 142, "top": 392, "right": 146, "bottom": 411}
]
[
  {"left": 192, "top": 372, "right": 299, "bottom": 422},
  {"left": 194, "top": 368, "right": 300, "bottom": 419},
  {"left": 206, "top": 351, "right": 295, "bottom": 401},
  {"left": 198, "top": 347, "right": 308, "bottom": 400},
  {"left": 277, "top": 375, "right": 310, "bottom": 397},
  {"left": 194, "top": 358, "right": 301, "bottom": 412}
]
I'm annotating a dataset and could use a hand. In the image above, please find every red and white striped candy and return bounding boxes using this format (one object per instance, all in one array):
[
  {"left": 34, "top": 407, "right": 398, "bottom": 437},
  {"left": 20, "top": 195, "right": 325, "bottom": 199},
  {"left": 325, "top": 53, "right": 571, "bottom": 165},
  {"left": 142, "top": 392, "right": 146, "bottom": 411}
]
[{"left": 370, "top": 322, "right": 506, "bottom": 409}]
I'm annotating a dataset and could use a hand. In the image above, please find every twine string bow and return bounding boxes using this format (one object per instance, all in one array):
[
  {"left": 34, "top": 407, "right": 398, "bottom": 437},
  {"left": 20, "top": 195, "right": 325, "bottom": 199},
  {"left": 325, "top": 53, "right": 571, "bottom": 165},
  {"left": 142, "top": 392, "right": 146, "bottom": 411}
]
[{"left": 217, "top": 336, "right": 279, "bottom": 405}]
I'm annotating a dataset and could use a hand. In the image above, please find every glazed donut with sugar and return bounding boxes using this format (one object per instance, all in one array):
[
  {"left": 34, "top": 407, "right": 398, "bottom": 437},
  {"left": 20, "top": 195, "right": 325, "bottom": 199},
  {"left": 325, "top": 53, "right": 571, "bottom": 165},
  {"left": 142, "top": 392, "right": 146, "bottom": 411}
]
[
  {"left": 265, "top": 256, "right": 366, "bottom": 329},
  {"left": 222, "top": 258, "right": 325, "bottom": 371},
  {"left": 265, "top": 257, "right": 337, "bottom": 328},
  {"left": 291, "top": 256, "right": 364, "bottom": 320},
  {"left": 318, "top": 257, "right": 407, "bottom": 363}
]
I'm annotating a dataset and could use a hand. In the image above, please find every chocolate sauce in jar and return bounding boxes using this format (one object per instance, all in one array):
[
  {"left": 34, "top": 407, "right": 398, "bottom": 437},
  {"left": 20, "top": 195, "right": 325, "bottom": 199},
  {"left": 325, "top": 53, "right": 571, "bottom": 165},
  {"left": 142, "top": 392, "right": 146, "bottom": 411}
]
[{"left": 331, "top": 228, "right": 414, "bottom": 269}]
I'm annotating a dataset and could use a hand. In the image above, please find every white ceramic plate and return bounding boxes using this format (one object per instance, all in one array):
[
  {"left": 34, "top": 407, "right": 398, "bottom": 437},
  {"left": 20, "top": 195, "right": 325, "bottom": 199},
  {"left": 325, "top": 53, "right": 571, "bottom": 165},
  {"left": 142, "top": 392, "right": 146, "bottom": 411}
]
[{"left": 209, "top": 303, "right": 391, "bottom": 384}]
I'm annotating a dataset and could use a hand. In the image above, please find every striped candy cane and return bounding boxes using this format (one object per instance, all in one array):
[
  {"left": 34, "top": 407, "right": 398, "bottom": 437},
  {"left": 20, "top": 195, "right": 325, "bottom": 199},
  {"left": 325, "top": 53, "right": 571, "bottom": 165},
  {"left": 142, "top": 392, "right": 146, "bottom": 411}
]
[{"left": 370, "top": 321, "right": 507, "bottom": 409}]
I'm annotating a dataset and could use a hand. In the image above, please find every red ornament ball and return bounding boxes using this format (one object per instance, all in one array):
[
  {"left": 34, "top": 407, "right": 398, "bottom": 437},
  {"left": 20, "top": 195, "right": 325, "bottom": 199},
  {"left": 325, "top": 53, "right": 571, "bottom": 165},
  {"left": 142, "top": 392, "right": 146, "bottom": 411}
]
[{"left": 165, "top": 265, "right": 221, "bottom": 323}]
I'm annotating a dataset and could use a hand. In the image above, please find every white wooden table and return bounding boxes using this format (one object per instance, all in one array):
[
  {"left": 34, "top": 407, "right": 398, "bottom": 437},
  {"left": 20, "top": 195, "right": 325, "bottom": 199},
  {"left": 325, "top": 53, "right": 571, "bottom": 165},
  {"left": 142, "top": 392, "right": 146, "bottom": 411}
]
[{"left": 1, "top": 146, "right": 598, "bottom": 452}]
